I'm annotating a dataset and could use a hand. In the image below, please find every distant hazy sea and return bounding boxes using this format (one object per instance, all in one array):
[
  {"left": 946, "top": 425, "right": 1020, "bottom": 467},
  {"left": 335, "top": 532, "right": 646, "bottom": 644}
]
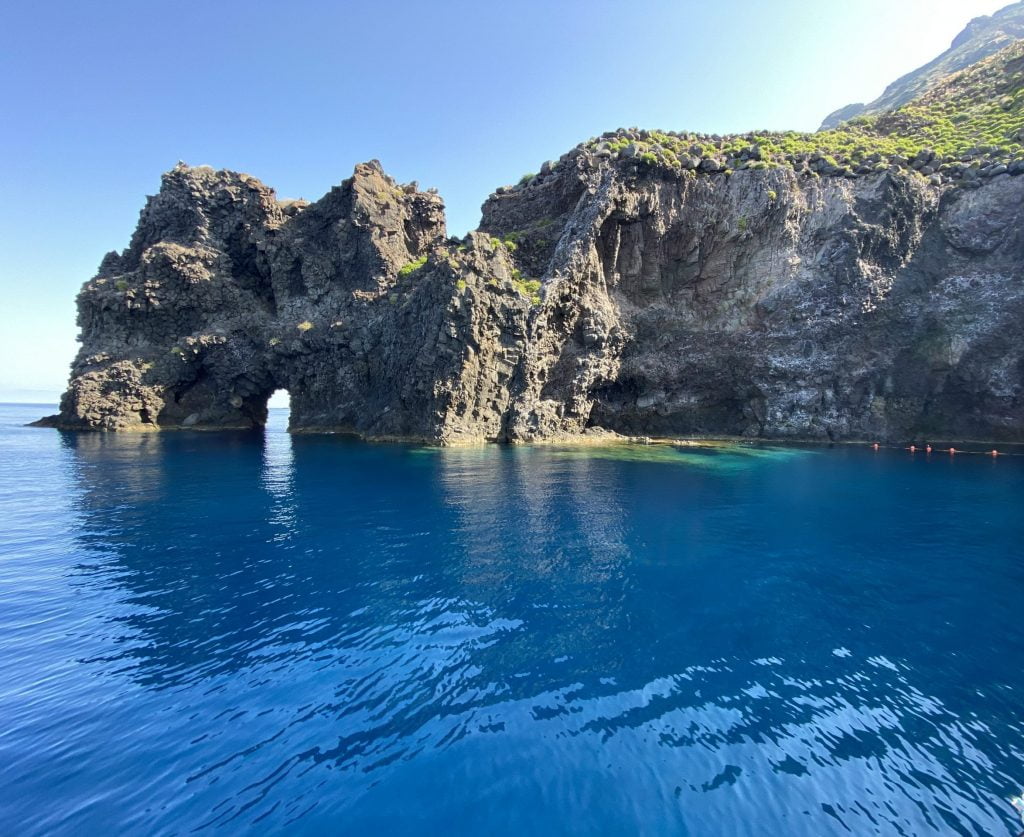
[{"left": 1, "top": 402, "right": 1023, "bottom": 834}]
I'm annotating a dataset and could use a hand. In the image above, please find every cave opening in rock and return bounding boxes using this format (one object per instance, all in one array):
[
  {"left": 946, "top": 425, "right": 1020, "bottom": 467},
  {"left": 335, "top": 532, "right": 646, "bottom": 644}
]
[{"left": 265, "top": 389, "right": 291, "bottom": 434}]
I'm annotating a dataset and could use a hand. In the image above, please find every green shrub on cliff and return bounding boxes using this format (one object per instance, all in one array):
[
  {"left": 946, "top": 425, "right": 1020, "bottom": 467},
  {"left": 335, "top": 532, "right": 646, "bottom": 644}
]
[
  {"left": 398, "top": 255, "right": 428, "bottom": 278},
  {"left": 513, "top": 277, "right": 542, "bottom": 305},
  {"left": 488, "top": 235, "right": 518, "bottom": 251}
]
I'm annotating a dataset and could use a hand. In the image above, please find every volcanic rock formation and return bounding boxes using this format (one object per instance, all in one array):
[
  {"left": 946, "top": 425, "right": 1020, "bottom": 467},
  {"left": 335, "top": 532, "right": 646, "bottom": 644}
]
[{"left": 39, "top": 41, "right": 1024, "bottom": 444}]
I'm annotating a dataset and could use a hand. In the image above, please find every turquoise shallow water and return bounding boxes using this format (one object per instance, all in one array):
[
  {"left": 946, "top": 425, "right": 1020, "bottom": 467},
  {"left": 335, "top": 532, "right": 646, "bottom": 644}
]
[{"left": 1, "top": 403, "right": 1023, "bottom": 834}]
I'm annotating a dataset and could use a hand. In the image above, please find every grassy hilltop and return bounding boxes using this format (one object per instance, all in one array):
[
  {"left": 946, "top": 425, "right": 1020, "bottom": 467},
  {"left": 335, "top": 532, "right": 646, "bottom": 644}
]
[{"left": 571, "top": 40, "right": 1024, "bottom": 184}]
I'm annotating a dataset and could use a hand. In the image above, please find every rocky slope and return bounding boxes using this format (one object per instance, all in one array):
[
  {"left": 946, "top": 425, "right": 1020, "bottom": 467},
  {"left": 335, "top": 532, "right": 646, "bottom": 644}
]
[
  {"left": 39, "top": 46, "right": 1024, "bottom": 445},
  {"left": 821, "top": 0, "right": 1024, "bottom": 128}
]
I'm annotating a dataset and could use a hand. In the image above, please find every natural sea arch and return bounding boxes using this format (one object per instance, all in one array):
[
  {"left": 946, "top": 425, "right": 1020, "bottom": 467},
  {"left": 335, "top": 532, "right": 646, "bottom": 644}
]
[{"left": 258, "top": 388, "right": 290, "bottom": 434}]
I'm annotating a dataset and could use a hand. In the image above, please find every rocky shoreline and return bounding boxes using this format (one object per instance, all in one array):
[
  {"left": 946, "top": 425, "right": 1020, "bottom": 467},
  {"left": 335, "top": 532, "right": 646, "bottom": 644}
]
[{"left": 36, "top": 409, "right": 1024, "bottom": 456}]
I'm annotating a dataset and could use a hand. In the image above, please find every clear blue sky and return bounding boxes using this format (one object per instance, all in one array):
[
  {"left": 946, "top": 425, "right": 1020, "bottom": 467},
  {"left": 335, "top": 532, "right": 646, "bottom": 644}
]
[{"left": 0, "top": 0, "right": 1009, "bottom": 402}]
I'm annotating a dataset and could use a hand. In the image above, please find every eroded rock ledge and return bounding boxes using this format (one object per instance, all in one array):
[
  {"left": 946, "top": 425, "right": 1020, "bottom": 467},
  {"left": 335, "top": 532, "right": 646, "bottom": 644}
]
[{"left": 38, "top": 143, "right": 1024, "bottom": 444}]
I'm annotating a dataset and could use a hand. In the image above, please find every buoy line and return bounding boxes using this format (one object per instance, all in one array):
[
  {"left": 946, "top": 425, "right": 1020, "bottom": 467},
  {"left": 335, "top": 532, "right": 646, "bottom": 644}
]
[{"left": 869, "top": 443, "right": 1022, "bottom": 457}]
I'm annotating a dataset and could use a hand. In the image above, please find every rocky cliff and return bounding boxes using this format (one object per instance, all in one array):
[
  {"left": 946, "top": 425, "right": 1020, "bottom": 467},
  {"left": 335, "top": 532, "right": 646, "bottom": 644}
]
[{"left": 39, "top": 45, "right": 1024, "bottom": 445}]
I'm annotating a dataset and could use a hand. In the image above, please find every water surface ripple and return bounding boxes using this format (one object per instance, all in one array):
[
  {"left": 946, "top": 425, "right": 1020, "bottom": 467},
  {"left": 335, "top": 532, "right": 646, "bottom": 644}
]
[{"left": 1, "top": 404, "right": 1022, "bottom": 834}]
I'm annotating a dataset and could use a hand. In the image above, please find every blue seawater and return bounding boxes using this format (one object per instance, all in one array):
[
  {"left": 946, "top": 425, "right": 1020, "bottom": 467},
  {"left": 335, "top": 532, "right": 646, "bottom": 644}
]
[{"left": 1, "top": 402, "right": 1023, "bottom": 835}]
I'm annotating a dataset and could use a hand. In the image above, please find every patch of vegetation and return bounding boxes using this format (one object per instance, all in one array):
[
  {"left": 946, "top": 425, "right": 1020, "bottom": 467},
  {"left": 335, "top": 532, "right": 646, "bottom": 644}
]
[
  {"left": 114, "top": 279, "right": 129, "bottom": 291},
  {"left": 513, "top": 276, "right": 542, "bottom": 305},
  {"left": 518, "top": 172, "right": 536, "bottom": 186},
  {"left": 374, "top": 185, "right": 403, "bottom": 204},
  {"left": 297, "top": 320, "right": 314, "bottom": 332},
  {"left": 490, "top": 235, "right": 519, "bottom": 251},
  {"left": 398, "top": 255, "right": 428, "bottom": 278},
  {"left": 583, "top": 42, "right": 1024, "bottom": 178},
  {"left": 456, "top": 279, "right": 467, "bottom": 291},
  {"left": 269, "top": 337, "right": 281, "bottom": 346}
]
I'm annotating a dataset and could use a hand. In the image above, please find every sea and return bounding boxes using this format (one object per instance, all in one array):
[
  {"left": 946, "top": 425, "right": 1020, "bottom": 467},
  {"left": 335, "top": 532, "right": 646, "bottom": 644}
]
[{"left": 1, "top": 402, "right": 1022, "bottom": 835}]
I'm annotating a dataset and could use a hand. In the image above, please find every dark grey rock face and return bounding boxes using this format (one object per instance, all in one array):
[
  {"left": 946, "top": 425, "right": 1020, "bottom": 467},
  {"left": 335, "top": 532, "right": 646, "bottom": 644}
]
[
  {"left": 488, "top": 152, "right": 1024, "bottom": 444},
  {"left": 44, "top": 161, "right": 528, "bottom": 443},
  {"left": 41, "top": 147, "right": 1024, "bottom": 444}
]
